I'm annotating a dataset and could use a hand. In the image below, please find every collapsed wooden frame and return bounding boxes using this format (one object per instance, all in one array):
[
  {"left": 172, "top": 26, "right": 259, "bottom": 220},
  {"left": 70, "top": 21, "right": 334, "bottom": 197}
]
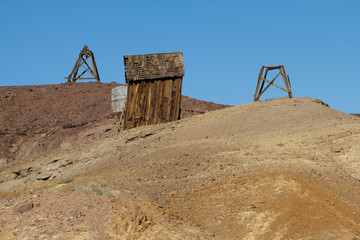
[
  {"left": 254, "top": 65, "right": 293, "bottom": 101},
  {"left": 65, "top": 45, "right": 100, "bottom": 83}
]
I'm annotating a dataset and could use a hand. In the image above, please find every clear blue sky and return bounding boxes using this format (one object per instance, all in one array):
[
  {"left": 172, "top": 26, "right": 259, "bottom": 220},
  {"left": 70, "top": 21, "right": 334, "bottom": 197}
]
[{"left": 1, "top": 1, "right": 359, "bottom": 113}]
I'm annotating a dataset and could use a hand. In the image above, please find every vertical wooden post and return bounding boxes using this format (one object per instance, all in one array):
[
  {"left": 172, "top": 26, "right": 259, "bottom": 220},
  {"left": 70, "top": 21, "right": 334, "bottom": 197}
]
[{"left": 254, "top": 66, "right": 264, "bottom": 101}]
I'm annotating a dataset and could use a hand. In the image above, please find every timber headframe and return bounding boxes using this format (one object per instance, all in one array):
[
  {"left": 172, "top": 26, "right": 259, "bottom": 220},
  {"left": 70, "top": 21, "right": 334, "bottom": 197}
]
[
  {"left": 65, "top": 45, "right": 100, "bottom": 83},
  {"left": 254, "top": 65, "right": 293, "bottom": 101}
]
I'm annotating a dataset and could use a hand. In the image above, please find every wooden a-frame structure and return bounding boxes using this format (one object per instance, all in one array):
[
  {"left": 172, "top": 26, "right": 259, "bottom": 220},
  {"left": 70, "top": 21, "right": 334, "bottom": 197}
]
[
  {"left": 65, "top": 45, "right": 100, "bottom": 83},
  {"left": 254, "top": 65, "right": 293, "bottom": 101}
]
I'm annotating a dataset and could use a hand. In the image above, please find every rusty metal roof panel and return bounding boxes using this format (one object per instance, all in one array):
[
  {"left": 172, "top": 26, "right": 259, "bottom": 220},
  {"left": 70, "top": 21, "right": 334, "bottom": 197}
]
[{"left": 124, "top": 52, "right": 185, "bottom": 82}]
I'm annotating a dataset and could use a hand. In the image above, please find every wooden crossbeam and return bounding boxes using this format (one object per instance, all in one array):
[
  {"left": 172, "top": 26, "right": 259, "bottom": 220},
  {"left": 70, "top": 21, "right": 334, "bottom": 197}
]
[
  {"left": 77, "top": 55, "right": 91, "bottom": 70},
  {"left": 64, "top": 77, "right": 97, "bottom": 80},
  {"left": 81, "top": 57, "right": 95, "bottom": 74},
  {"left": 257, "top": 74, "right": 280, "bottom": 99},
  {"left": 262, "top": 65, "right": 283, "bottom": 70},
  {"left": 76, "top": 68, "right": 90, "bottom": 79},
  {"left": 260, "top": 77, "right": 289, "bottom": 92}
]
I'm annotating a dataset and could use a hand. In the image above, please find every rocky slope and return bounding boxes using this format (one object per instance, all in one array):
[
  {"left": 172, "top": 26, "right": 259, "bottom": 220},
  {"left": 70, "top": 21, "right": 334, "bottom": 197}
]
[
  {"left": 1, "top": 85, "right": 360, "bottom": 239},
  {"left": 0, "top": 83, "right": 228, "bottom": 165}
]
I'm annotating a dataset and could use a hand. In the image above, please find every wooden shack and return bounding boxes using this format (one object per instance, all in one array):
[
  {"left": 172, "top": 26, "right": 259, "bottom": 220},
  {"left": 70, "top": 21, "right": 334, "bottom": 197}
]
[{"left": 121, "top": 52, "right": 185, "bottom": 130}]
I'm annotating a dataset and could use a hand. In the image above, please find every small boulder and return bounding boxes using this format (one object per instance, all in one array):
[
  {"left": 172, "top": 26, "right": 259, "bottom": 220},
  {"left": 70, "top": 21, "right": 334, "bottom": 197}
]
[
  {"left": 37, "top": 171, "right": 52, "bottom": 181},
  {"left": 62, "top": 123, "right": 74, "bottom": 129},
  {"left": 18, "top": 203, "right": 34, "bottom": 213}
]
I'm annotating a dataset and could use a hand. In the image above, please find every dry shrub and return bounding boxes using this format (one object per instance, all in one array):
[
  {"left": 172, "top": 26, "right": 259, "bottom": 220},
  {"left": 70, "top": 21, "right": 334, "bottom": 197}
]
[
  {"left": 59, "top": 175, "right": 73, "bottom": 184},
  {"left": 75, "top": 181, "right": 115, "bottom": 197}
]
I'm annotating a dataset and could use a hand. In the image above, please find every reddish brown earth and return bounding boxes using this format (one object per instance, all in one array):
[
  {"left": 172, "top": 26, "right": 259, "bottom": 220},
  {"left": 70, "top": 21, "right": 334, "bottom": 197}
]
[
  {"left": 0, "top": 83, "right": 229, "bottom": 166},
  {"left": 1, "top": 83, "right": 360, "bottom": 239}
]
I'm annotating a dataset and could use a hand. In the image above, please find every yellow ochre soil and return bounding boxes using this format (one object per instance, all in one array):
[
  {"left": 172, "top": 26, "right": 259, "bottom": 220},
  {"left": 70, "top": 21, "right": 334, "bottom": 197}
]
[{"left": 1, "top": 96, "right": 360, "bottom": 239}]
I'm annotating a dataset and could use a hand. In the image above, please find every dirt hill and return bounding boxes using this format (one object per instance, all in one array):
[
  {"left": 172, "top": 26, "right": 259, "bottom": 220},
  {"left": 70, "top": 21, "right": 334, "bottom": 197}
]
[
  {"left": 1, "top": 84, "right": 360, "bottom": 239},
  {"left": 0, "top": 83, "right": 228, "bottom": 166}
]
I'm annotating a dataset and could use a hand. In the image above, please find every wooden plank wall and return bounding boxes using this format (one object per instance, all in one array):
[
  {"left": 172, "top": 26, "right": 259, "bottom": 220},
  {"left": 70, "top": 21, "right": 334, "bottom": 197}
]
[{"left": 123, "top": 77, "right": 183, "bottom": 130}]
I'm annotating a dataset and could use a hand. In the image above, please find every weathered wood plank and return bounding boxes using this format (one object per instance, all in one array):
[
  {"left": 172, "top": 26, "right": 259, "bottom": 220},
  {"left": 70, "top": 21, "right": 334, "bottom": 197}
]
[
  {"left": 153, "top": 81, "right": 160, "bottom": 124},
  {"left": 136, "top": 82, "right": 146, "bottom": 127},
  {"left": 157, "top": 80, "right": 164, "bottom": 123},
  {"left": 281, "top": 66, "right": 293, "bottom": 98},
  {"left": 145, "top": 81, "right": 154, "bottom": 125},
  {"left": 258, "top": 68, "right": 269, "bottom": 96},
  {"left": 124, "top": 52, "right": 184, "bottom": 82},
  {"left": 262, "top": 65, "right": 283, "bottom": 69},
  {"left": 260, "top": 77, "right": 289, "bottom": 92},
  {"left": 258, "top": 75, "right": 281, "bottom": 98},
  {"left": 118, "top": 98, "right": 127, "bottom": 131},
  {"left": 144, "top": 81, "right": 152, "bottom": 125},
  {"left": 122, "top": 84, "right": 132, "bottom": 129},
  {"left": 163, "top": 79, "right": 173, "bottom": 122},
  {"left": 169, "top": 79, "right": 175, "bottom": 121},
  {"left": 254, "top": 66, "right": 264, "bottom": 101},
  {"left": 171, "top": 78, "right": 179, "bottom": 121},
  {"left": 127, "top": 83, "right": 140, "bottom": 128},
  {"left": 139, "top": 81, "right": 148, "bottom": 126},
  {"left": 90, "top": 54, "right": 100, "bottom": 82},
  {"left": 150, "top": 80, "right": 157, "bottom": 124},
  {"left": 123, "top": 77, "right": 183, "bottom": 130},
  {"left": 161, "top": 80, "right": 168, "bottom": 123},
  {"left": 172, "top": 78, "right": 182, "bottom": 121}
]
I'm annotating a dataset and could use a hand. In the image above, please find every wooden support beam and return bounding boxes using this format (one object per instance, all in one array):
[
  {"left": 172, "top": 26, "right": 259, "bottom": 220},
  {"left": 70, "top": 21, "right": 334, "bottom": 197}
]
[
  {"left": 281, "top": 66, "right": 293, "bottom": 98},
  {"left": 64, "top": 77, "right": 97, "bottom": 80},
  {"left": 90, "top": 54, "right": 100, "bottom": 82},
  {"left": 258, "top": 75, "right": 279, "bottom": 98},
  {"left": 260, "top": 77, "right": 289, "bottom": 92},
  {"left": 254, "top": 66, "right": 264, "bottom": 101},
  {"left": 258, "top": 68, "right": 269, "bottom": 96},
  {"left": 262, "top": 65, "right": 283, "bottom": 69}
]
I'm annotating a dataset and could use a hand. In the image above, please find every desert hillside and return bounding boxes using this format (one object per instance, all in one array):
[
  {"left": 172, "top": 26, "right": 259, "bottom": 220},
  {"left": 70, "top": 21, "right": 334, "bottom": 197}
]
[
  {"left": 1, "top": 85, "right": 360, "bottom": 239},
  {"left": 0, "top": 83, "right": 228, "bottom": 166}
]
